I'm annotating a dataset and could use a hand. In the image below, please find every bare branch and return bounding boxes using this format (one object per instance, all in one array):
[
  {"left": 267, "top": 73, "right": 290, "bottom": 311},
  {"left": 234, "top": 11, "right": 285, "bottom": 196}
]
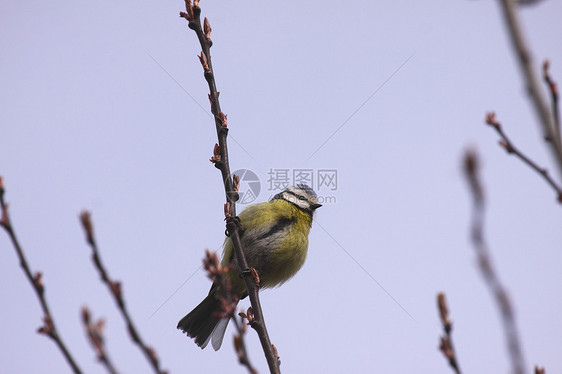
[
  {"left": 0, "top": 177, "right": 82, "bottom": 373},
  {"left": 496, "top": 0, "right": 562, "bottom": 176},
  {"left": 485, "top": 112, "right": 562, "bottom": 203},
  {"left": 79, "top": 211, "right": 167, "bottom": 374},
  {"left": 543, "top": 60, "right": 560, "bottom": 142},
  {"left": 202, "top": 251, "right": 258, "bottom": 374},
  {"left": 81, "top": 307, "right": 119, "bottom": 374},
  {"left": 233, "top": 311, "right": 258, "bottom": 374},
  {"left": 181, "top": 2, "right": 280, "bottom": 372},
  {"left": 437, "top": 293, "right": 462, "bottom": 374},
  {"left": 517, "top": 0, "right": 546, "bottom": 5},
  {"left": 463, "top": 150, "right": 526, "bottom": 374}
]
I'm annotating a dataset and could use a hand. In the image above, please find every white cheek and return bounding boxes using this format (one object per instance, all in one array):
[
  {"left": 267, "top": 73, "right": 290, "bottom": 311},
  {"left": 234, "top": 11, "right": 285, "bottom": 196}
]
[
  {"left": 281, "top": 191, "right": 311, "bottom": 210},
  {"left": 292, "top": 199, "right": 310, "bottom": 210}
]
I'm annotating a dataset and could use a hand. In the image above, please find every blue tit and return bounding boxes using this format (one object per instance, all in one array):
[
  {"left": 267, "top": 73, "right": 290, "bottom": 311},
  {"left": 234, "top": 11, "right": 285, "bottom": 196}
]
[{"left": 177, "top": 184, "right": 322, "bottom": 350}]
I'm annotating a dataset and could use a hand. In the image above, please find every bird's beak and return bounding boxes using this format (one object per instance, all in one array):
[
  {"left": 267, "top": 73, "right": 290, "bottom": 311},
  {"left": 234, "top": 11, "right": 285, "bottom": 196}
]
[{"left": 311, "top": 203, "right": 322, "bottom": 210}]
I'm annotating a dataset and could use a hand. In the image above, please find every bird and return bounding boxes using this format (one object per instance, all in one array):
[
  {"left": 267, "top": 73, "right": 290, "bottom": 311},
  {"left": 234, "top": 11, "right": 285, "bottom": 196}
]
[{"left": 177, "top": 184, "right": 322, "bottom": 350}]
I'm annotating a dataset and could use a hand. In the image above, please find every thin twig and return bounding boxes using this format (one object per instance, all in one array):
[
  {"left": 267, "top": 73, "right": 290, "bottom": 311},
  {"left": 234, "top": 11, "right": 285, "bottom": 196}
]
[
  {"left": 0, "top": 177, "right": 82, "bottom": 373},
  {"left": 437, "top": 293, "right": 462, "bottom": 374},
  {"left": 463, "top": 149, "right": 526, "bottom": 374},
  {"left": 543, "top": 60, "right": 560, "bottom": 143},
  {"left": 81, "top": 306, "right": 119, "bottom": 374},
  {"left": 203, "top": 250, "right": 258, "bottom": 374},
  {"left": 496, "top": 0, "right": 562, "bottom": 176},
  {"left": 485, "top": 112, "right": 562, "bottom": 203},
  {"left": 180, "top": 2, "right": 280, "bottom": 373},
  {"left": 233, "top": 312, "right": 259, "bottom": 374},
  {"left": 535, "top": 366, "right": 545, "bottom": 374},
  {"left": 79, "top": 211, "right": 167, "bottom": 374},
  {"left": 517, "top": 0, "right": 545, "bottom": 5}
]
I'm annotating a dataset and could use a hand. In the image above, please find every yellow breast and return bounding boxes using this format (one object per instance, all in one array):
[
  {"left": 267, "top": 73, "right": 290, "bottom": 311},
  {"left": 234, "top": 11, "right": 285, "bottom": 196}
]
[{"left": 222, "top": 199, "right": 313, "bottom": 295}]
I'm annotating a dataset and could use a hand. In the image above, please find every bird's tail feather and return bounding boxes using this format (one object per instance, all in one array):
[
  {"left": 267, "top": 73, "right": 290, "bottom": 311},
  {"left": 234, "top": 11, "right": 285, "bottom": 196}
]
[
  {"left": 211, "top": 318, "right": 229, "bottom": 351},
  {"left": 177, "top": 293, "right": 230, "bottom": 350}
]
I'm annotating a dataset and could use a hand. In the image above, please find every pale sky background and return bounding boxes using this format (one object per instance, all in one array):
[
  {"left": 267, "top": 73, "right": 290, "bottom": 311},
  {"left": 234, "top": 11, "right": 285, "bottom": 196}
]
[{"left": 1, "top": 1, "right": 561, "bottom": 373}]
